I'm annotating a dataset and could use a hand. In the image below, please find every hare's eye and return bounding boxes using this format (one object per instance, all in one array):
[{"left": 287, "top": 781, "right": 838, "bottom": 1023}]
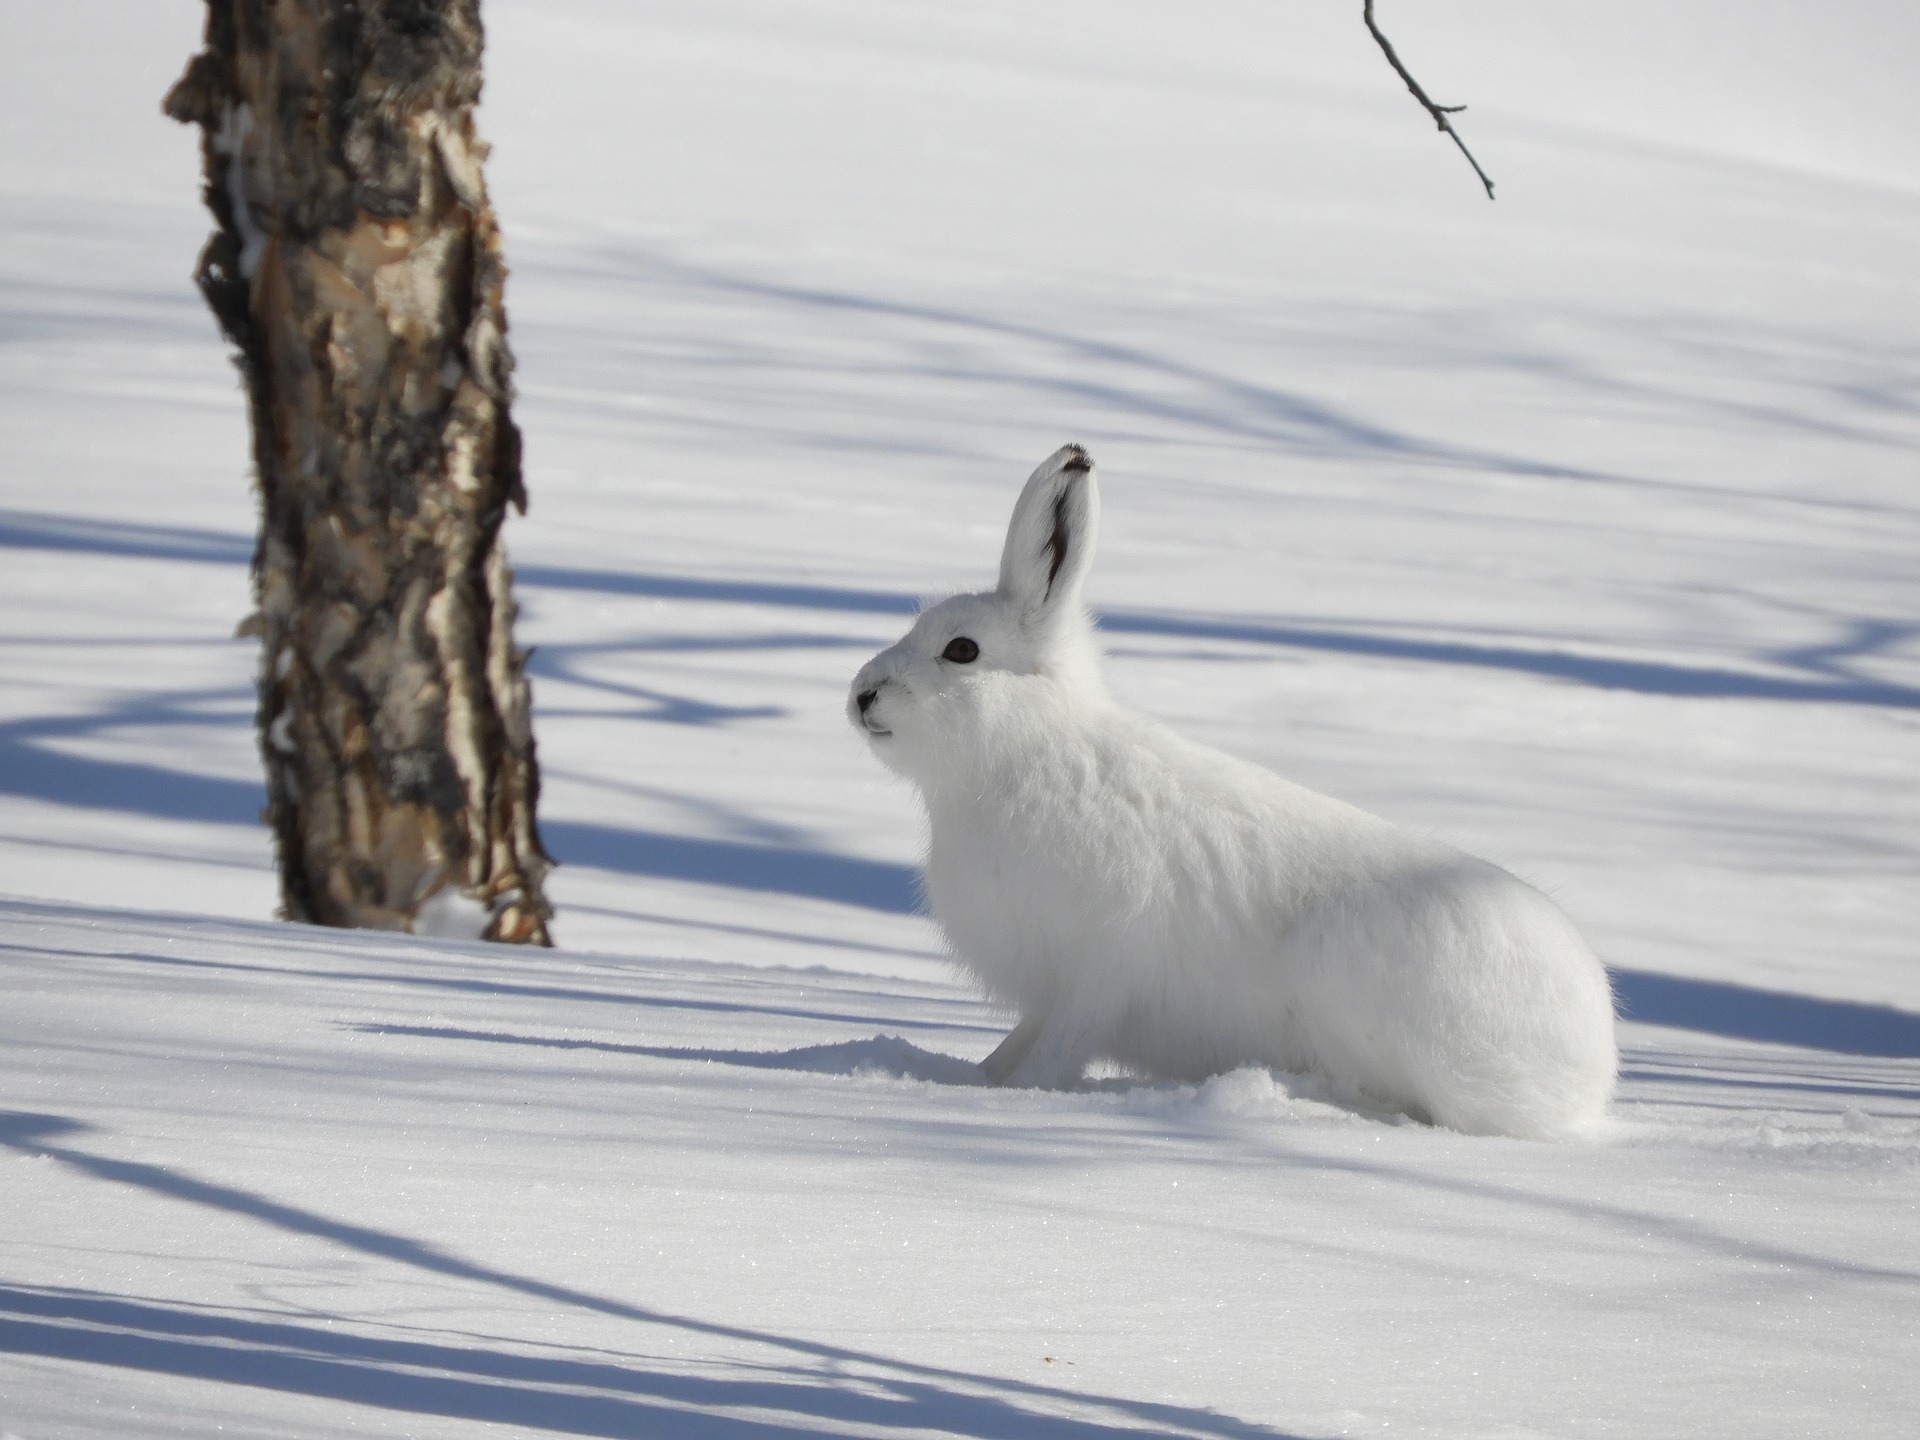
[{"left": 941, "top": 636, "right": 980, "bottom": 664}]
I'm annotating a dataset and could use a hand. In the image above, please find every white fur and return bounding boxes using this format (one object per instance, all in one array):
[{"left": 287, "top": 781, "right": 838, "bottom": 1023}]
[{"left": 849, "top": 446, "right": 1617, "bottom": 1138}]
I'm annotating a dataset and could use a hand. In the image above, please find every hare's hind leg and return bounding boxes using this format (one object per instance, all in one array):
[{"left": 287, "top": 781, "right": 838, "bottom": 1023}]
[{"left": 983, "top": 1013, "right": 1090, "bottom": 1090}]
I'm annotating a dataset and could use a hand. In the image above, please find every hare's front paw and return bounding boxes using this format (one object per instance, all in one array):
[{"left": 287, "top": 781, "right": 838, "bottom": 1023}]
[
  {"left": 980, "top": 1016, "right": 1040, "bottom": 1084},
  {"left": 981, "top": 1014, "right": 1088, "bottom": 1090}
]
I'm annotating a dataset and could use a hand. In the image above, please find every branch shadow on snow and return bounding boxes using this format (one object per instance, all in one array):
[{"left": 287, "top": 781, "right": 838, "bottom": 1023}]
[
  {"left": 6, "top": 513, "right": 1916, "bottom": 1059},
  {"left": 352, "top": 1022, "right": 989, "bottom": 1086},
  {"left": 6, "top": 697, "right": 1917, "bottom": 1059},
  {"left": 0, "top": 1282, "right": 1260, "bottom": 1440},
  {"left": 0, "top": 1112, "right": 1296, "bottom": 1440},
  {"left": 517, "top": 562, "right": 1920, "bottom": 709},
  {"left": 536, "top": 246, "right": 1778, "bottom": 488},
  {"left": 5, "top": 510, "right": 1916, "bottom": 709},
  {"left": 96, "top": 947, "right": 994, "bottom": 1037}
]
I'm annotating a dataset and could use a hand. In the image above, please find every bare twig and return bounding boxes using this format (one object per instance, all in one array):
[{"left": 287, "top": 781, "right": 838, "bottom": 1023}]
[{"left": 1363, "top": 0, "right": 1495, "bottom": 200}]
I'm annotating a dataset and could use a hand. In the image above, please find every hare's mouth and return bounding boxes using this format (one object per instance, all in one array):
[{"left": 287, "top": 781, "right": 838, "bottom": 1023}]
[{"left": 862, "top": 722, "right": 893, "bottom": 738}]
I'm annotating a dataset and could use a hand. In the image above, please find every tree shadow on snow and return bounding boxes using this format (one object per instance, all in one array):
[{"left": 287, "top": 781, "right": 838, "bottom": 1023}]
[
  {"left": 0, "top": 691, "right": 265, "bottom": 826},
  {"left": 0, "top": 1112, "right": 1293, "bottom": 1440},
  {"left": 0, "top": 701, "right": 917, "bottom": 915},
  {"left": 1611, "top": 969, "right": 1920, "bottom": 1059},
  {"left": 542, "top": 821, "right": 919, "bottom": 914},
  {"left": 0, "top": 508, "right": 252, "bottom": 567}
]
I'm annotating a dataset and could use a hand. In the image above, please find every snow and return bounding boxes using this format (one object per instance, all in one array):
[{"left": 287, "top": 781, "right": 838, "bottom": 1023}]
[
  {"left": 2, "top": 1, "right": 1917, "bottom": 1435},
  {"left": 4, "top": 899, "right": 1917, "bottom": 1438}
]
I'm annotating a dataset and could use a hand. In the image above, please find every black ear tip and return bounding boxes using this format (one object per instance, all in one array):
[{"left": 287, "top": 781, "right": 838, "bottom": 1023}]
[{"left": 1058, "top": 444, "right": 1093, "bottom": 474}]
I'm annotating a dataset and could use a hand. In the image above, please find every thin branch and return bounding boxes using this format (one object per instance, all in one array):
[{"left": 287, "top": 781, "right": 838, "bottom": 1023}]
[{"left": 1363, "top": 0, "right": 1495, "bottom": 200}]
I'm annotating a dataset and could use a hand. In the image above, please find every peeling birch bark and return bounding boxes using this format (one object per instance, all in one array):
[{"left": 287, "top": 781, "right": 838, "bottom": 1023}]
[{"left": 167, "top": 0, "right": 553, "bottom": 944}]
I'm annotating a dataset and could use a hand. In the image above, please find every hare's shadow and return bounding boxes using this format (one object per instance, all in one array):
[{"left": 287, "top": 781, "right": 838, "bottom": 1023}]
[
  {"left": 350, "top": 1022, "right": 992, "bottom": 1086},
  {"left": 347, "top": 1022, "right": 1364, "bottom": 1111}
]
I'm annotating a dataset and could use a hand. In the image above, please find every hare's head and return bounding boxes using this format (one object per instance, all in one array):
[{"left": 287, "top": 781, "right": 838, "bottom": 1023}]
[{"left": 849, "top": 445, "right": 1106, "bottom": 782}]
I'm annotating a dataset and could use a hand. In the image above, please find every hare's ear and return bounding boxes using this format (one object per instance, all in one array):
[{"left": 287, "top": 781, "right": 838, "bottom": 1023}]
[{"left": 997, "top": 444, "right": 1100, "bottom": 622}]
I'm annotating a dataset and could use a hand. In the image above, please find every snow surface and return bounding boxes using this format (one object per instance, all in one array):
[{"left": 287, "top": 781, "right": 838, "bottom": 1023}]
[{"left": 2, "top": 1, "right": 1917, "bottom": 1435}]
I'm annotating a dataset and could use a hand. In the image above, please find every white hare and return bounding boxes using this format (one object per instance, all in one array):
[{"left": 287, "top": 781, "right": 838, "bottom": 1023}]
[{"left": 849, "top": 445, "right": 1617, "bottom": 1138}]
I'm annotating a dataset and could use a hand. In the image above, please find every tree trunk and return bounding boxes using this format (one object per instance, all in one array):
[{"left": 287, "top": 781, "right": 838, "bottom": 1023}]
[{"left": 166, "top": 0, "right": 553, "bottom": 944}]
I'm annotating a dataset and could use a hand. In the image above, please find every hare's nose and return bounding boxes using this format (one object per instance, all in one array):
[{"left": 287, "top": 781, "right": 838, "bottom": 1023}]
[{"left": 856, "top": 689, "right": 878, "bottom": 715}]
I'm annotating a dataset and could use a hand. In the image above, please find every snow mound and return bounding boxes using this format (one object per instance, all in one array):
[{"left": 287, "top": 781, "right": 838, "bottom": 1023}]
[{"left": 1115, "top": 1064, "right": 1381, "bottom": 1128}]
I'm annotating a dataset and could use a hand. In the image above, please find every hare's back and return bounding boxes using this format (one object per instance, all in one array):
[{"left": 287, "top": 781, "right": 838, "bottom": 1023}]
[{"left": 1283, "top": 854, "right": 1617, "bottom": 1135}]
